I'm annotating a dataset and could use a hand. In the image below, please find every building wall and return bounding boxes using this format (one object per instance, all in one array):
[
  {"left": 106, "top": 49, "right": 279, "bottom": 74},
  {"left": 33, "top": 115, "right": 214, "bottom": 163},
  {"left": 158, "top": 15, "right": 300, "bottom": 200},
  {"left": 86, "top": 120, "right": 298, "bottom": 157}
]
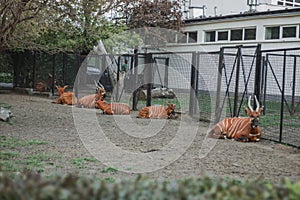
[
  {"left": 187, "top": 0, "right": 295, "bottom": 17},
  {"left": 166, "top": 10, "right": 300, "bottom": 52}
]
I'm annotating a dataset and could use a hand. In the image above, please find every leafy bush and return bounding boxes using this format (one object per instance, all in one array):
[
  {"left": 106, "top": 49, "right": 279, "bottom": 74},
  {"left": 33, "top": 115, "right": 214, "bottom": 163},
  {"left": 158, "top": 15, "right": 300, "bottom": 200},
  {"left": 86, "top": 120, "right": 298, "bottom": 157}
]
[
  {"left": 0, "top": 73, "right": 13, "bottom": 83},
  {"left": 0, "top": 172, "right": 299, "bottom": 200}
]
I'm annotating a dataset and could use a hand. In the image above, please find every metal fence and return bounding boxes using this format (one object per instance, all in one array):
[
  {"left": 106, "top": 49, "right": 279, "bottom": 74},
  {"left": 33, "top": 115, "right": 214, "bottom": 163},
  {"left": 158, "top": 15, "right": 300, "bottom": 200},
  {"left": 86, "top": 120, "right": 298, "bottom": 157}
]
[
  {"left": 260, "top": 48, "right": 300, "bottom": 147},
  {"left": 0, "top": 46, "right": 299, "bottom": 148}
]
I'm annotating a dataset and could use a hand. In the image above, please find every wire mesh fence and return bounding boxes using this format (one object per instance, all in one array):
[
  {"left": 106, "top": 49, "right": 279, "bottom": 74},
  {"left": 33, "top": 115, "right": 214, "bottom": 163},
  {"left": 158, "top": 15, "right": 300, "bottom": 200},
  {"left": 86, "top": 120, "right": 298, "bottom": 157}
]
[
  {"left": 1, "top": 46, "right": 300, "bottom": 147},
  {"left": 261, "top": 48, "right": 300, "bottom": 147}
]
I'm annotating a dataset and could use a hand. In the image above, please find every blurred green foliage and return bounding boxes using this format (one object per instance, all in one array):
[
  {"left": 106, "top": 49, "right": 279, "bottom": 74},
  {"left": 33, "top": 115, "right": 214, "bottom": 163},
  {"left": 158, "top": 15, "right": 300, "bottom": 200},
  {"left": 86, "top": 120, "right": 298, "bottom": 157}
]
[{"left": 0, "top": 172, "right": 299, "bottom": 200}]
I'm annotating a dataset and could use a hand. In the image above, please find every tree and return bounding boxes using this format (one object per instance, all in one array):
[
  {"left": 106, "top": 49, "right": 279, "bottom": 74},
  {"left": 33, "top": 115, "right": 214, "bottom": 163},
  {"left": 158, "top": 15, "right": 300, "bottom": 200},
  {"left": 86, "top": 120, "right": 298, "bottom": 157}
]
[
  {"left": 0, "top": 0, "right": 49, "bottom": 52},
  {"left": 0, "top": 0, "right": 128, "bottom": 54},
  {"left": 116, "top": 0, "right": 183, "bottom": 47}
]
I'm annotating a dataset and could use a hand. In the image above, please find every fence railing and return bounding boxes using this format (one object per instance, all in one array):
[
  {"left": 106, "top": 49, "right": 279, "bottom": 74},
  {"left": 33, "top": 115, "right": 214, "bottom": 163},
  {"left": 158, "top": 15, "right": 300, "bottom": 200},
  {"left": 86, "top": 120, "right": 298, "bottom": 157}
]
[{"left": 1, "top": 46, "right": 299, "bottom": 147}]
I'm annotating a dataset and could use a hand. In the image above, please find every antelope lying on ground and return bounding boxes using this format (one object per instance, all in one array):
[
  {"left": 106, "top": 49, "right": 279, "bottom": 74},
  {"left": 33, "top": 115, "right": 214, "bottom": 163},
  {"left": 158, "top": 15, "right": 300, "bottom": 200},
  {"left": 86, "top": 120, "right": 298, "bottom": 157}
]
[
  {"left": 78, "top": 81, "right": 106, "bottom": 108},
  {"left": 95, "top": 86, "right": 130, "bottom": 115},
  {"left": 137, "top": 102, "right": 176, "bottom": 119},
  {"left": 52, "top": 85, "right": 78, "bottom": 105},
  {"left": 210, "top": 95, "right": 263, "bottom": 142},
  {"left": 95, "top": 100, "right": 131, "bottom": 115}
]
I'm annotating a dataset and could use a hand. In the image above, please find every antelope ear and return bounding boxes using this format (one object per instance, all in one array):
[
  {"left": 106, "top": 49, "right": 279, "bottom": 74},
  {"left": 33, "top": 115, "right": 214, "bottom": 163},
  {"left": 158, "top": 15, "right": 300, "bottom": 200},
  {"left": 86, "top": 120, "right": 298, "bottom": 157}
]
[
  {"left": 55, "top": 85, "right": 59, "bottom": 89},
  {"left": 258, "top": 106, "right": 264, "bottom": 115},
  {"left": 63, "top": 85, "right": 68, "bottom": 89},
  {"left": 245, "top": 107, "right": 251, "bottom": 116},
  {"left": 166, "top": 101, "right": 170, "bottom": 106}
]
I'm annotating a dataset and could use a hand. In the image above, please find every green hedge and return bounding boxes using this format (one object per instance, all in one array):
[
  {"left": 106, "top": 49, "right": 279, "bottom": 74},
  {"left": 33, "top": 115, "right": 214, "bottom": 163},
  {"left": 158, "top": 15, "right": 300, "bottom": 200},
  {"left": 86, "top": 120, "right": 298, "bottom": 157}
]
[
  {"left": 0, "top": 73, "right": 13, "bottom": 83},
  {"left": 0, "top": 172, "right": 299, "bottom": 200}
]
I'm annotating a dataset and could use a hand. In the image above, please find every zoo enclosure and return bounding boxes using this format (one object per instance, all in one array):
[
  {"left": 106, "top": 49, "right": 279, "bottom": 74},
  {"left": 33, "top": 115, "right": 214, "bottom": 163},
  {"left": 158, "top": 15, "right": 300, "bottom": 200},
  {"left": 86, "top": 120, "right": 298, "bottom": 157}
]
[{"left": 0, "top": 46, "right": 299, "bottom": 148}]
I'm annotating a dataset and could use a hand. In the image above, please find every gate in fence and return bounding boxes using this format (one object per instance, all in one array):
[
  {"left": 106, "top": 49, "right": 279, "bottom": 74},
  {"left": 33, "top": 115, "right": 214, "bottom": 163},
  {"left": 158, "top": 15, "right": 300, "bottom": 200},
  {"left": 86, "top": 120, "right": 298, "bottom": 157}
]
[
  {"left": 213, "top": 45, "right": 261, "bottom": 122},
  {"left": 261, "top": 47, "right": 300, "bottom": 147}
]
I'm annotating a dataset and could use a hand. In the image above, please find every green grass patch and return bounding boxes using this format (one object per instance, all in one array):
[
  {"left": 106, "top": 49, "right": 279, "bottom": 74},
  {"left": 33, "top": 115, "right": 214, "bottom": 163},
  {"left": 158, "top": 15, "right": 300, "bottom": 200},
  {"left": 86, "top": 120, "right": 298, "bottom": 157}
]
[
  {"left": 0, "top": 102, "right": 11, "bottom": 109},
  {"left": 0, "top": 136, "right": 55, "bottom": 173},
  {"left": 0, "top": 151, "right": 20, "bottom": 160},
  {"left": 27, "top": 140, "right": 48, "bottom": 145},
  {"left": 71, "top": 157, "right": 97, "bottom": 169},
  {"left": 101, "top": 167, "right": 118, "bottom": 173}
]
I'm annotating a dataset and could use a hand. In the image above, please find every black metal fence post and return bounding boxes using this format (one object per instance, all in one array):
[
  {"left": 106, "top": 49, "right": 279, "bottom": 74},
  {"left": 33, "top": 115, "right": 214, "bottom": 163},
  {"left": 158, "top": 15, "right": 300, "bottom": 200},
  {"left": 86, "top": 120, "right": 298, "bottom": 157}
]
[
  {"left": 32, "top": 51, "right": 36, "bottom": 89},
  {"left": 116, "top": 56, "right": 121, "bottom": 101},
  {"left": 254, "top": 44, "right": 262, "bottom": 109},
  {"left": 215, "top": 47, "right": 224, "bottom": 123},
  {"left": 262, "top": 55, "right": 267, "bottom": 115},
  {"left": 145, "top": 53, "right": 153, "bottom": 107},
  {"left": 279, "top": 50, "right": 287, "bottom": 143},
  {"left": 164, "top": 58, "right": 169, "bottom": 88},
  {"left": 233, "top": 46, "right": 241, "bottom": 117},
  {"left": 51, "top": 54, "right": 56, "bottom": 96},
  {"left": 132, "top": 48, "right": 139, "bottom": 110},
  {"left": 291, "top": 56, "right": 297, "bottom": 115},
  {"left": 189, "top": 51, "right": 197, "bottom": 116}
]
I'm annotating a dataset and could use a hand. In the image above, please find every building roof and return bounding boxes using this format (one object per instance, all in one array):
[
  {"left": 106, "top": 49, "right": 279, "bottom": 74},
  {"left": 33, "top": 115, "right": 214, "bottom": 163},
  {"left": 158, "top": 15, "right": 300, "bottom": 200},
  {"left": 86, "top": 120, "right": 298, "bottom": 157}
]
[{"left": 184, "top": 8, "right": 300, "bottom": 24}]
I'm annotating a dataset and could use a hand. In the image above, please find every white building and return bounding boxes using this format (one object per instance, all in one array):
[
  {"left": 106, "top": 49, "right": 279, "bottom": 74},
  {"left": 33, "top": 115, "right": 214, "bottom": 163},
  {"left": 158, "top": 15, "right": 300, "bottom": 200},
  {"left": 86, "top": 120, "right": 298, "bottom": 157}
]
[
  {"left": 167, "top": 7, "right": 300, "bottom": 52},
  {"left": 185, "top": 0, "right": 300, "bottom": 18}
]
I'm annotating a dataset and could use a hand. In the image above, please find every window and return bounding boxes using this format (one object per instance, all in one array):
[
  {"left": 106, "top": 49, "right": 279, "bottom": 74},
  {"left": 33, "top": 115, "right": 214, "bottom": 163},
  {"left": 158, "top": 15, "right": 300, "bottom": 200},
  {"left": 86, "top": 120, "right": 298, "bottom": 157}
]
[
  {"left": 244, "top": 28, "right": 256, "bottom": 40},
  {"left": 278, "top": 1, "right": 284, "bottom": 5},
  {"left": 277, "top": 0, "right": 300, "bottom": 6},
  {"left": 205, "top": 31, "right": 216, "bottom": 42},
  {"left": 217, "top": 31, "right": 228, "bottom": 41},
  {"left": 265, "top": 26, "right": 280, "bottom": 39},
  {"left": 282, "top": 26, "right": 297, "bottom": 38},
  {"left": 230, "top": 29, "right": 243, "bottom": 41},
  {"left": 188, "top": 32, "right": 198, "bottom": 43},
  {"left": 178, "top": 33, "right": 187, "bottom": 43}
]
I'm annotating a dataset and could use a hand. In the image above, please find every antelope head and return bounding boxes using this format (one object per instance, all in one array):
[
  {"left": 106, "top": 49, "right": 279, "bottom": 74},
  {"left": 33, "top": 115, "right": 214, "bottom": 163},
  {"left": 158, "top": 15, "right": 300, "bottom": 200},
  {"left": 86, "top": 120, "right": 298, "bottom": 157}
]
[
  {"left": 245, "top": 95, "right": 263, "bottom": 128},
  {"left": 55, "top": 85, "right": 68, "bottom": 96},
  {"left": 166, "top": 101, "right": 176, "bottom": 116},
  {"left": 94, "top": 80, "right": 106, "bottom": 100}
]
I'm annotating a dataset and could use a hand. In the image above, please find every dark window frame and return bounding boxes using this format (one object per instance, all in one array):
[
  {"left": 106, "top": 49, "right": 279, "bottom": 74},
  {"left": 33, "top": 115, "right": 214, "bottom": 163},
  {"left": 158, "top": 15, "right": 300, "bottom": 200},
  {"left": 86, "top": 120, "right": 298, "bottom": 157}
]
[
  {"left": 230, "top": 29, "right": 243, "bottom": 41},
  {"left": 217, "top": 31, "right": 229, "bottom": 41}
]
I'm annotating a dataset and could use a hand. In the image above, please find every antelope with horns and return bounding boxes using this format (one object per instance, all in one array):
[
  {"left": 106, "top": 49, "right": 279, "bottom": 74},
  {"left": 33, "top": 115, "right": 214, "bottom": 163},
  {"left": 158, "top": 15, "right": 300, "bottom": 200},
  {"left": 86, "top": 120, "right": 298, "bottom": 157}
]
[
  {"left": 78, "top": 81, "right": 106, "bottom": 108},
  {"left": 95, "top": 86, "right": 130, "bottom": 115},
  {"left": 210, "top": 95, "right": 263, "bottom": 142},
  {"left": 52, "top": 85, "right": 78, "bottom": 105},
  {"left": 137, "top": 102, "right": 176, "bottom": 119}
]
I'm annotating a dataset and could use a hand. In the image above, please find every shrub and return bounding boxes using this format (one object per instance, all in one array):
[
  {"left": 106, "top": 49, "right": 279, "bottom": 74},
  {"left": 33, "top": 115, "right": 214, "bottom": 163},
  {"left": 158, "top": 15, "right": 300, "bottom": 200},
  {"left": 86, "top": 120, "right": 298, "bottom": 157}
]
[
  {"left": 0, "top": 172, "right": 299, "bottom": 200},
  {"left": 0, "top": 73, "right": 13, "bottom": 83}
]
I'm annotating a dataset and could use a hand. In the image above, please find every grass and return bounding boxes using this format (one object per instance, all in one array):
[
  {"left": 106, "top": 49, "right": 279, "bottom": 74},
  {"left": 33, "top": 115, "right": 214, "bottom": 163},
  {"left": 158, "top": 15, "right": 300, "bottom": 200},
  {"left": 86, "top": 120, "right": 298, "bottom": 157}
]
[
  {"left": 0, "top": 135, "right": 55, "bottom": 173},
  {"left": 0, "top": 102, "right": 11, "bottom": 109},
  {"left": 101, "top": 167, "right": 118, "bottom": 173},
  {"left": 71, "top": 157, "right": 97, "bottom": 169}
]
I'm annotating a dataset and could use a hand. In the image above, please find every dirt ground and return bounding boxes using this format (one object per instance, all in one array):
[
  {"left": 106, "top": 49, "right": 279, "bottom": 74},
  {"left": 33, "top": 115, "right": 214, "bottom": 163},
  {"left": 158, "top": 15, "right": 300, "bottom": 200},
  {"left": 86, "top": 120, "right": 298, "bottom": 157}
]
[{"left": 1, "top": 91, "right": 300, "bottom": 183}]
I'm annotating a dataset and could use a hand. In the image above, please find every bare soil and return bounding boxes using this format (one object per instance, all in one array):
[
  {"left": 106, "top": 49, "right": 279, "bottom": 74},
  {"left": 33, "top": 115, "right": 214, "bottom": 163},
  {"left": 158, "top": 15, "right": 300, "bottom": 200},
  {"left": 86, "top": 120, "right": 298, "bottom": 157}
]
[{"left": 1, "top": 91, "right": 300, "bottom": 182}]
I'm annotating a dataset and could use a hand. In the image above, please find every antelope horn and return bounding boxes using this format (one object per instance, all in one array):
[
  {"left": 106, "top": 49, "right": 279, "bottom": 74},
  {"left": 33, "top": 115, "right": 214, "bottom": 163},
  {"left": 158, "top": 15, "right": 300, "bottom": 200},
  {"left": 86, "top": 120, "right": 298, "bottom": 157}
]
[
  {"left": 254, "top": 95, "right": 260, "bottom": 112},
  {"left": 248, "top": 95, "right": 254, "bottom": 112},
  {"left": 94, "top": 80, "right": 105, "bottom": 89}
]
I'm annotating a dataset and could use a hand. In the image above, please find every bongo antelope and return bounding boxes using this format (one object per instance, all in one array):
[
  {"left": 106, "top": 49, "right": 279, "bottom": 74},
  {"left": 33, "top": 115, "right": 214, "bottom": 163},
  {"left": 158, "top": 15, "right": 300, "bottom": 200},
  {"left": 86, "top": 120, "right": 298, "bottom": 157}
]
[
  {"left": 78, "top": 81, "right": 106, "bottom": 108},
  {"left": 211, "top": 95, "right": 263, "bottom": 142},
  {"left": 95, "top": 86, "right": 130, "bottom": 115},
  {"left": 95, "top": 100, "right": 131, "bottom": 115},
  {"left": 53, "top": 85, "right": 78, "bottom": 105},
  {"left": 137, "top": 102, "right": 176, "bottom": 119}
]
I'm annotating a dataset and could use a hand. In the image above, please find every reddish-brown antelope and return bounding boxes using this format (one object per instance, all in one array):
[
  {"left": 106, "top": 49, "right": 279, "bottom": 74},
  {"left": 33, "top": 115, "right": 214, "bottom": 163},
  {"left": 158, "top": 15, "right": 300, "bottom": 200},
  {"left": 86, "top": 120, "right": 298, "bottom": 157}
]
[
  {"left": 53, "top": 85, "right": 78, "bottom": 105},
  {"left": 137, "top": 102, "right": 176, "bottom": 119},
  {"left": 95, "top": 86, "right": 130, "bottom": 115},
  {"left": 95, "top": 100, "right": 131, "bottom": 115},
  {"left": 211, "top": 95, "right": 263, "bottom": 142},
  {"left": 78, "top": 81, "right": 106, "bottom": 108}
]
